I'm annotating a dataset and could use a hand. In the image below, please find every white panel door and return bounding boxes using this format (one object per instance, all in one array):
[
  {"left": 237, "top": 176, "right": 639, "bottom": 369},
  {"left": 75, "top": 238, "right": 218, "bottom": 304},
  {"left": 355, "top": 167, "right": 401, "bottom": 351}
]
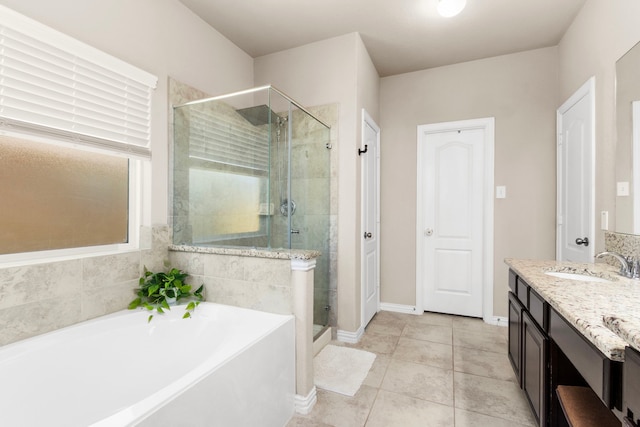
[
  {"left": 557, "top": 78, "right": 595, "bottom": 263},
  {"left": 420, "top": 128, "right": 484, "bottom": 317},
  {"left": 362, "top": 110, "right": 380, "bottom": 327}
]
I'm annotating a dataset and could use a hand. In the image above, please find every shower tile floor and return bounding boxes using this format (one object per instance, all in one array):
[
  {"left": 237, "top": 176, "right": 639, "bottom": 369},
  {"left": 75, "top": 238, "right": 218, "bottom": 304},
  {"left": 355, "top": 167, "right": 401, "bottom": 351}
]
[{"left": 287, "top": 310, "right": 537, "bottom": 427}]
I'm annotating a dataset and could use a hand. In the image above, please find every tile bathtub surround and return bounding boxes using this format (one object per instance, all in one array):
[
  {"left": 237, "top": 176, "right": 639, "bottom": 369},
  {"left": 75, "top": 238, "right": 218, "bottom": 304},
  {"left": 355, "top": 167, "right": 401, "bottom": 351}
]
[
  {"left": 505, "top": 258, "right": 640, "bottom": 361},
  {"left": 0, "top": 224, "right": 171, "bottom": 346},
  {"left": 288, "top": 310, "right": 537, "bottom": 427}
]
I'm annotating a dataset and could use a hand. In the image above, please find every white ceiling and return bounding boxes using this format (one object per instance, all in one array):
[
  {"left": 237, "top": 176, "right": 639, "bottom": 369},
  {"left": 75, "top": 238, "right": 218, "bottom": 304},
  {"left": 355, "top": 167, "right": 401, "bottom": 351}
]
[{"left": 179, "top": 0, "right": 586, "bottom": 77}]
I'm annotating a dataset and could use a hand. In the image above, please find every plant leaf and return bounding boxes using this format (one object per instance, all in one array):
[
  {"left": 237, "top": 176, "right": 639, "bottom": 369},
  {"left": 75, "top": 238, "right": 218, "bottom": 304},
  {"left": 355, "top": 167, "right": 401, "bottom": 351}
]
[
  {"left": 186, "top": 301, "right": 196, "bottom": 311},
  {"left": 161, "top": 300, "right": 170, "bottom": 310},
  {"left": 183, "top": 312, "right": 191, "bottom": 319},
  {"left": 148, "top": 284, "right": 160, "bottom": 297},
  {"left": 147, "top": 314, "right": 154, "bottom": 323},
  {"left": 128, "top": 298, "right": 141, "bottom": 310},
  {"left": 157, "top": 306, "right": 164, "bottom": 314}
]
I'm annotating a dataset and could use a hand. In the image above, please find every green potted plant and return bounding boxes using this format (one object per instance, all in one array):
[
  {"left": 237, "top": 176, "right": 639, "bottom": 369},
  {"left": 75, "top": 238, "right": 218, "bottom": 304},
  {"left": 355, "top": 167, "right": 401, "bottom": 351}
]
[{"left": 128, "top": 266, "right": 204, "bottom": 322}]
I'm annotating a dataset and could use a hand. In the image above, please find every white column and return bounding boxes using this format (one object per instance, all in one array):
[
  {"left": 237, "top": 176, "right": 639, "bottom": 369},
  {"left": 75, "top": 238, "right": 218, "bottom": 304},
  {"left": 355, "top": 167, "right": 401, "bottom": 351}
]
[{"left": 291, "top": 258, "right": 316, "bottom": 414}]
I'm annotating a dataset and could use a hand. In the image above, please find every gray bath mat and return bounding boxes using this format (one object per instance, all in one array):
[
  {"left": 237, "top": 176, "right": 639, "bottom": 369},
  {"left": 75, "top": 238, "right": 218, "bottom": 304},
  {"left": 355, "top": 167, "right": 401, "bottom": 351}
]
[{"left": 314, "top": 345, "right": 376, "bottom": 396}]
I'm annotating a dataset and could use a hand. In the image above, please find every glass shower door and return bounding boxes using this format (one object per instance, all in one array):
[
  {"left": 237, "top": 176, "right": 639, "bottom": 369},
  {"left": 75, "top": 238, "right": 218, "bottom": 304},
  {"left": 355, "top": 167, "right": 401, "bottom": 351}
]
[{"left": 289, "top": 106, "right": 331, "bottom": 338}]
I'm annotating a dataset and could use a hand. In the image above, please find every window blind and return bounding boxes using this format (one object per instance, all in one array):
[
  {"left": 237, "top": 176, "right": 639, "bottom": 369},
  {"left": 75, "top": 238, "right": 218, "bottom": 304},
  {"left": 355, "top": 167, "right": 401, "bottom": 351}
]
[
  {"left": 188, "top": 109, "right": 270, "bottom": 172},
  {"left": 0, "top": 5, "right": 157, "bottom": 158}
]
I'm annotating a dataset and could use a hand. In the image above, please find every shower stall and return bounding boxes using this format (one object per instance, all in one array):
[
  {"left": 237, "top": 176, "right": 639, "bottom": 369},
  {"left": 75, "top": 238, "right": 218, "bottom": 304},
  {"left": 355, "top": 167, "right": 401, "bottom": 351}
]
[{"left": 173, "top": 85, "right": 332, "bottom": 338}]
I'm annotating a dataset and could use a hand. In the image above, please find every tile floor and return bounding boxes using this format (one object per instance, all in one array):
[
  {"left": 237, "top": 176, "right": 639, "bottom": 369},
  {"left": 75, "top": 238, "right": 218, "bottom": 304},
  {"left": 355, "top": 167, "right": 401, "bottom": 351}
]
[{"left": 287, "top": 310, "right": 537, "bottom": 427}]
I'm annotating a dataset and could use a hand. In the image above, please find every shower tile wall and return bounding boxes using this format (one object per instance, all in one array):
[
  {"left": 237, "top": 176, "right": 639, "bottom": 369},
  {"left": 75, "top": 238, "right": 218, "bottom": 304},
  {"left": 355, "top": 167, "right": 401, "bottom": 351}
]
[
  {"left": 172, "top": 85, "right": 270, "bottom": 248},
  {"left": 0, "top": 224, "right": 170, "bottom": 346},
  {"left": 170, "top": 78, "right": 339, "bottom": 330}
]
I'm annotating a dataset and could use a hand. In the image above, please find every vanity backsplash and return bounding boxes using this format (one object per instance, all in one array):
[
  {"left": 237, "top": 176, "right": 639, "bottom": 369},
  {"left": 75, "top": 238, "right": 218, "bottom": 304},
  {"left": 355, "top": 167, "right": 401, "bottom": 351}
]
[{"left": 604, "top": 231, "right": 640, "bottom": 262}]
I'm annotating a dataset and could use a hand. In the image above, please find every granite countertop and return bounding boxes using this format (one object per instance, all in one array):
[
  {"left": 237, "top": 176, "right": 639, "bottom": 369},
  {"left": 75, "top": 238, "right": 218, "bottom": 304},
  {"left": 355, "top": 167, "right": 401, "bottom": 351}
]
[
  {"left": 505, "top": 258, "right": 640, "bottom": 362},
  {"left": 169, "top": 244, "right": 322, "bottom": 260}
]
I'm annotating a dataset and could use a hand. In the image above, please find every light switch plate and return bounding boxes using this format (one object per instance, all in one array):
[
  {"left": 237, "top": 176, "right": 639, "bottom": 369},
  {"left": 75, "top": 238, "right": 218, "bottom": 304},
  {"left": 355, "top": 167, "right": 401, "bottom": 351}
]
[
  {"left": 617, "top": 181, "right": 630, "bottom": 196},
  {"left": 496, "top": 186, "right": 506, "bottom": 199},
  {"left": 601, "top": 211, "right": 609, "bottom": 230}
]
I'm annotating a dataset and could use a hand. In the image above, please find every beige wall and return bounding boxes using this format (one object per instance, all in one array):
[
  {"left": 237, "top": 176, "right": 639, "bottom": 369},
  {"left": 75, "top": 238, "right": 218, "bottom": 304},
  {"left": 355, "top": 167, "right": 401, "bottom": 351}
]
[
  {"left": 379, "top": 47, "right": 560, "bottom": 317},
  {"left": 558, "top": 0, "right": 640, "bottom": 242},
  {"left": 0, "top": 0, "right": 254, "bottom": 225},
  {"left": 0, "top": 1, "right": 254, "bottom": 341},
  {"left": 7, "top": 0, "right": 640, "bottom": 336},
  {"left": 254, "top": 33, "right": 380, "bottom": 333}
]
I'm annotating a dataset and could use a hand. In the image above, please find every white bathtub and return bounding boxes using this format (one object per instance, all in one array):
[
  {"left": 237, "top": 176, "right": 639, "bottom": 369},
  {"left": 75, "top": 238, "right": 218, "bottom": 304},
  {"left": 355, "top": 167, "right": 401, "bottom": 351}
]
[{"left": 0, "top": 302, "right": 295, "bottom": 427}]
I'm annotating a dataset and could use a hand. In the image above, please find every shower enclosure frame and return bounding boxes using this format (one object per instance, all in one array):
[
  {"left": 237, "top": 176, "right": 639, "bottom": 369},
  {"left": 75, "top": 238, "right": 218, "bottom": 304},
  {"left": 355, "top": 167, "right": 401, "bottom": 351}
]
[{"left": 172, "top": 85, "right": 332, "bottom": 338}]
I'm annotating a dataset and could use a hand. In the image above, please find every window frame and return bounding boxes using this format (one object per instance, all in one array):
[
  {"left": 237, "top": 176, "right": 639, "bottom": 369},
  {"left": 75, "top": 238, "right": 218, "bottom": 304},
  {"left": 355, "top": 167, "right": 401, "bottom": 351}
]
[
  {"left": 0, "top": 128, "right": 150, "bottom": 266},
  {"left": 0, "top": 5, "right": 156, "bottom": 266}
]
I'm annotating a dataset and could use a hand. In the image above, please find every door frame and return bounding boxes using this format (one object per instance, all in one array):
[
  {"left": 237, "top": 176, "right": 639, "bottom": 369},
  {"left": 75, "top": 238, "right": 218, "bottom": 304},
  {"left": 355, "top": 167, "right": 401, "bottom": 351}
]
[
  {"left": 633, "top": 101, "right": 640, "bottom": 234},
  {"left": 556, "top": 77, "right": 595, "bottom": 261},
  {"left": 361, "top": 109, "right": 381, "bottom": 328},
  {"left": 415, "top": 117, "right": 495, "bottom": 322}
]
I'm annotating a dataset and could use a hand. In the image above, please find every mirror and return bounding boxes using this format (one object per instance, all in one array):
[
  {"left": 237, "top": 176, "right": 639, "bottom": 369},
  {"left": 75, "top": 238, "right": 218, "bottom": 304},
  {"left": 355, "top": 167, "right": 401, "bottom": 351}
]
[{"left": 615, "top": 41, "right": 640, "bottom": 234}]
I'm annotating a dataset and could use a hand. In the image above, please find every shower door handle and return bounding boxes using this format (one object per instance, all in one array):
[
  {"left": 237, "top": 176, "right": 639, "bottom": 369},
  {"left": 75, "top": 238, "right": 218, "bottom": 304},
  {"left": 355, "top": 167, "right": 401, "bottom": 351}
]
[{"left": 290, "top": 229, "right": 300, "bottom": 234}]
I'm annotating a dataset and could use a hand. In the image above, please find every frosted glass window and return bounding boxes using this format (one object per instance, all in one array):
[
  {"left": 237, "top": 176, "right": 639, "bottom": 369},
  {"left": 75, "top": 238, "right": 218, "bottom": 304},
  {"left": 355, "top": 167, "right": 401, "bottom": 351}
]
[
  {"left": 0, "top": 135, "right": 128, "bottom": 255},
  {"left": 189, "top": 168, "right": 261, "bottom": 242}
]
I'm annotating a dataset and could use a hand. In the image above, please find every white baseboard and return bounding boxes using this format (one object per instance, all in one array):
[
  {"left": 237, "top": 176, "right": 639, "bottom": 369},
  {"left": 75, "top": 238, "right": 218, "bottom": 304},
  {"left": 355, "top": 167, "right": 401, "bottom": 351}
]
[
  {"left": 294, "top": 386, "right": 317, "bottom": 415},
  {"left": 484, "top": 315, "right": 508, "bottom": 327},
  {"left": 380, "top": 303, "right": 506, "bottom": 327},
  {"left": 380, "top": 302, "right": 419, "bottom": 315},
  {"left": 336, "top": 326, "right": 364, "bottom": 344}
]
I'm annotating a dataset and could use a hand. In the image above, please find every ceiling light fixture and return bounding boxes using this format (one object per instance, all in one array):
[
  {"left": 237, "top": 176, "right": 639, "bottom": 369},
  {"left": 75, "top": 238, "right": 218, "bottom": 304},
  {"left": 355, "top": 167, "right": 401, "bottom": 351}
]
[{"left": 437, "top": 0, "right": 467, "bottom": 17}]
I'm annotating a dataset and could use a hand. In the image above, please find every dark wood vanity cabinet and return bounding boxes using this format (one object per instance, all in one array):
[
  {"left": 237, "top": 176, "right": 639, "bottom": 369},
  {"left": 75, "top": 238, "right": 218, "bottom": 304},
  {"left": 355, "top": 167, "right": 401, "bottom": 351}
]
[
  {"left": 522, "top": 310, "right": 549, "bottom": 426},
  {"left": 624, "top": 347, "right": 640, "bottom": 426},
  {"left": 548, "top": 308, "right": 622, "bottom": 409},
  {"left": 508, "top": 291, "right": 523, "bottom": 385},
  {"left": 507, "top": 269, "right": 622, "bottom": 427},
  {"left": 508, "top": 270, "right": 549, "bottom": 427}
]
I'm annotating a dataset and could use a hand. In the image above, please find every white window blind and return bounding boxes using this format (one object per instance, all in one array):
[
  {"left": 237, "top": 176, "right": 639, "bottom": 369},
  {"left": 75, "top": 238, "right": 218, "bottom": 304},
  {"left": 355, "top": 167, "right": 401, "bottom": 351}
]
[
  {"left": 188, "top": 109, "right": 270, "bottom": 172},
  {"left": 0, "top": 6, "right": 157, "bottom": 158}
]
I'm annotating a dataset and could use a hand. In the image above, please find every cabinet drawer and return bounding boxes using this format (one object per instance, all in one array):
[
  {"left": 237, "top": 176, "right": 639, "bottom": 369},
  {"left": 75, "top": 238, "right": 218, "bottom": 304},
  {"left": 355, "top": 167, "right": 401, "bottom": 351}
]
[
  {"left": 528, "top": 289, "right": 547, "bottom": 332},
  {"left": 549, "top": 308, "right": 618, "bottom": 408},
  {"left": 624, "top": 347, "right": 640, "bottom": 424},
  {"left": 516, "top": 276, "right": 529, "bottom": 306},
  {"left": 509, "top": 269, "right": 517, "bottom": 293}
]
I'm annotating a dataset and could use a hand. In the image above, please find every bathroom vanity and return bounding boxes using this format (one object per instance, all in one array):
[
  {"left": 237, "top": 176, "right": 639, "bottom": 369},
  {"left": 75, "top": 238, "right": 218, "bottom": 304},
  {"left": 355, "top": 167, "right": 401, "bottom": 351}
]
[{"left": 505, "top": 258, "right": 640, "bottom": 427}]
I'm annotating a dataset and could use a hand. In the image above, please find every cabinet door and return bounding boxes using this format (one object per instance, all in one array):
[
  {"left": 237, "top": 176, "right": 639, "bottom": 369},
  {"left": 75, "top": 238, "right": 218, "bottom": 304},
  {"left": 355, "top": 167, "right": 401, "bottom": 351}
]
[
  {"left": 508, "top": 291, "right": 523, "bottom": 386},
  {"left": 624, "top": 347, "right": 640, "bottom": 425},
  {"left": 523, "top": 310, "right": 549, "bottom": 427}
]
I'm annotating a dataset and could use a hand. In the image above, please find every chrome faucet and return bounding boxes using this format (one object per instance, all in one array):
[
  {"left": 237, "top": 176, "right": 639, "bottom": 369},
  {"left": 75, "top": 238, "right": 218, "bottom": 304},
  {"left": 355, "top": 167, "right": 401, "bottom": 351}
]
[{"left": 595, "top": 251, "right": 635, "bottom": 278}]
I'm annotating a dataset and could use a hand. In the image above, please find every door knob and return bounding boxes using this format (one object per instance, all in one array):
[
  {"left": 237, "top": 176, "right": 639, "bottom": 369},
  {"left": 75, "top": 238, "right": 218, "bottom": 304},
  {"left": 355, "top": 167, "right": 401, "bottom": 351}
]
[
  {"left": 575, "top": 237, "right": 589, "bottom": 246},
  {"left": 425, "top": 228, "right": 433, "bottom": 237},
  {"left": 364, "top": 232, "right": 372, "bottom": 239}
]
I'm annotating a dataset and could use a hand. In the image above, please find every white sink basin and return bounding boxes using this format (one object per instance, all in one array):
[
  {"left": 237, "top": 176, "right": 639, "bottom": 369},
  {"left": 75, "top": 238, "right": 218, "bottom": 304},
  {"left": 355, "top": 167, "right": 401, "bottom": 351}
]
[{"left": 544, "top": 271, "right": 612, "bottom": 283}]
